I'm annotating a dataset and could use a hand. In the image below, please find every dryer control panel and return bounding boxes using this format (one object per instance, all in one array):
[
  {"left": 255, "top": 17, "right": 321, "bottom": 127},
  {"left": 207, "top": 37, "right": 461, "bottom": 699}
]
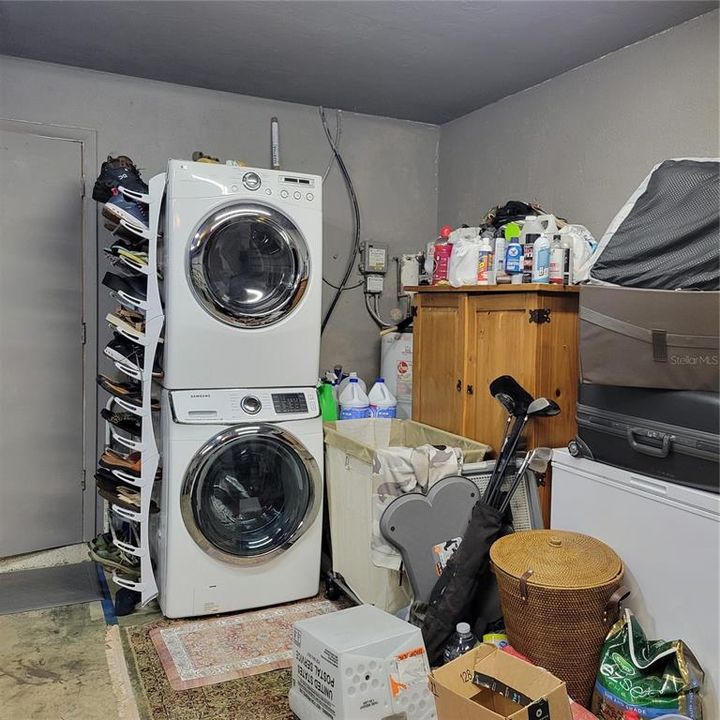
[{"left": 170, "top": 387, "right": 319, "bottom": 424}]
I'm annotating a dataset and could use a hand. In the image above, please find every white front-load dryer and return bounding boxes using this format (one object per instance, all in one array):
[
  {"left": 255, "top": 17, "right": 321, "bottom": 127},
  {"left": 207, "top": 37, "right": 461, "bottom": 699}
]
[
  {"left": 161, "top": 160, "right": 322, "bottom": 390},
  {"left": 154, "top": 386, "right": 323, "bottom": 618}
]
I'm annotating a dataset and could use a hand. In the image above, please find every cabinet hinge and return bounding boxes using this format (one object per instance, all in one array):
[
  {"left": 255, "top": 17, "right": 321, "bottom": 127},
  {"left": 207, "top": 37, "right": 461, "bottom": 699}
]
[
  {"left": 528, "top": 308, "right": 551, "bottom": 324},
  {"left": 81, "top": 322, "right": 87, "bottom": 345},
  {"left": 466, "top": 385, "right": 474, "bottom": 395},
  {"left": 80, "top": 177, "right": 86, "bottom": 198},
  {"left": 81, "top": 469, "right": 87, "bottom": 491}
]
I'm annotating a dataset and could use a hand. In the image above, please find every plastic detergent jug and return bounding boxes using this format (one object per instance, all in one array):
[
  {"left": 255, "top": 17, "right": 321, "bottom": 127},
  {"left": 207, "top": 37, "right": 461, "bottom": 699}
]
[
  {"left": 337, "top": 371, "right": 367, "bottom": 397},
  {"left": 521, "top": 214, "right": 556, "bottom": 283},
  {"left": 531, "top": 231, "right": 551, "bottom": 283},
  {"left": 339, "top": 378, "right": 370, "bottom": 420},
  {"left": 317, "top": 382, "right": 338, "bottom": 422},
  {"left": 368, "top": 378, "right": 397, "bottom": 418}
]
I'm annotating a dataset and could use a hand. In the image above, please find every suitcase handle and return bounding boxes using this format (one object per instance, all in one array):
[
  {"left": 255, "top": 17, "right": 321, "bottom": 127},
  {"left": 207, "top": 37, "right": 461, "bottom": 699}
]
[{"left": 626, "top": 427, "right": 671, "bottom": 458}]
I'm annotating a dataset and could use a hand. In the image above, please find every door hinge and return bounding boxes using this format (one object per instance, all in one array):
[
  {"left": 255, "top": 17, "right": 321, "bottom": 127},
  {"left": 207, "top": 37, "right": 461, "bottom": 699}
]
[
  {"left": 528, "top": 308, "right": 551, "bottom": 324},
  {"left": 80, "top": 177, "right": 86, "bottom": 198},
  {"left": 466, "top": 384, "right": 474, "bottom": 395},
  {"left": 81, "top": 322, "right": 87, "bottom": 345},
  {"left": 81, "top": 469, "right": 87, "bottom": 491}
]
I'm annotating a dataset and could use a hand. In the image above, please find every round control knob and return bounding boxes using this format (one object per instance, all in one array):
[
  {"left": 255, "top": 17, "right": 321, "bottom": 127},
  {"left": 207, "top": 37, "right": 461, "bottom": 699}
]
[
  {"left": 280, "top": 189, "right": 289, "bottom": 198},
  {"left": 293, "top": 191, "right": 302, "bottom": 200},
  {"left": 242, "top": 172, "right": 262, "bottom": 191},
  {"left": 241, "top": 395, "right": 262, "bottom": 414}
]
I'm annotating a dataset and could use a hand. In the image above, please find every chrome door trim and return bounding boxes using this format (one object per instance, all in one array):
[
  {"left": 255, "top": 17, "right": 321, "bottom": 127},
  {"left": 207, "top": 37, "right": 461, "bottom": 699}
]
[
  {"left": 180, "top": 423, "right": 321, "bottom": 565},
  {"left": 187, "top": 202, "right": 309, "bottom": 328}
]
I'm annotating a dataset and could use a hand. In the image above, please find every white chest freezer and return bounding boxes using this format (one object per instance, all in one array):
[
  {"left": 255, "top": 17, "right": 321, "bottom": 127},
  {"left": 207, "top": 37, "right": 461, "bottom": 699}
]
[{"left": 551, "top": 449, "right": 719, "bottom": 720}]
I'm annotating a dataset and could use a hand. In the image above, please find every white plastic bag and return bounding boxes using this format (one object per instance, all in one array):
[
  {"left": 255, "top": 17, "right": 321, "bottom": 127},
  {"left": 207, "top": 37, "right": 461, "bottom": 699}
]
[{"left": 448, "top": 228, "right": 481, "bottom": 287}]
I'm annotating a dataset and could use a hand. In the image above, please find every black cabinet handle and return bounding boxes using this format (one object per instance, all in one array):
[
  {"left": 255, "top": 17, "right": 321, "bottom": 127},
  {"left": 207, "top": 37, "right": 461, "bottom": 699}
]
[{"left": 456, "top": 379, "right": 462, "bottom": 392}]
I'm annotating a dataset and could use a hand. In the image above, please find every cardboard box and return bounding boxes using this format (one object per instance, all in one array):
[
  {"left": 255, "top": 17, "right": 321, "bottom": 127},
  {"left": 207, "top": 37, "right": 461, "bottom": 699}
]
[
  {"left": 289, "top": 604, "right": 437, "bottom": 720},
  {"left": 431, "top": 644, "right": 572, "bottom": 720}
]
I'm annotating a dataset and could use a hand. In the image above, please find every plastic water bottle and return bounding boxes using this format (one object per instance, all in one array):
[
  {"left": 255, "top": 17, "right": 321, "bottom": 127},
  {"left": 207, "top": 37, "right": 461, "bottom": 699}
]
[
  {"left": 368, "top": 378, "right": 397, "bottom": 418},
  {"left": 442, "top": 622, "right": 479, "bottom": 664},
  {"left": 337, "top": 371, "right": 367, "bottom": 398},
  {"left": 339, "top": 378, "right": 370, "bottom": 420}
]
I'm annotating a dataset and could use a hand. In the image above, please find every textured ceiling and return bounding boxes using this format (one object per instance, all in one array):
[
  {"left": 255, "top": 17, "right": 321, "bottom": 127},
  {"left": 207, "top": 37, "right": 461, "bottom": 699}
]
[{"left": 0, "top": 1, "right": 715, "bottom": 123}]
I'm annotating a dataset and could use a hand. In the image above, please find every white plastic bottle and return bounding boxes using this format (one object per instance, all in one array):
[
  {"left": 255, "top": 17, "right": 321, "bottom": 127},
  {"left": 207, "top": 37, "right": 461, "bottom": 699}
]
[
  {"left": 339, "top": 378, "right": 370, "bottom": 420},
  {"left": 531, "top": 231, "right": 551, "bottom": 283},
  {"left": 368, "top": 378, "right": 397, "bottom": 418},
  {"left": 493, "top": 228, "right": 507, "bottom": 283},
  {"left": 337, "top": 371, "right": 367, "bottom": 398}
]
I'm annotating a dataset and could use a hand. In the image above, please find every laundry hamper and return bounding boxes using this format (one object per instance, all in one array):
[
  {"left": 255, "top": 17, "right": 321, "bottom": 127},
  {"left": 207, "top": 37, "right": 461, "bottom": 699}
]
[
  {"left": 490, "top": 529, "right": 627, "bottom": 708},
  {"left": 323, "top": 419, "right": 489, "bottom": 613}
]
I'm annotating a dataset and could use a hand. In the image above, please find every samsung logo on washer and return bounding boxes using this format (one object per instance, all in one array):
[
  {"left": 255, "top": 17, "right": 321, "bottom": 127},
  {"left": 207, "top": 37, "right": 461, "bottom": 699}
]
[{"left": 190, "top": 393, "right": 211, "bottom": 398}]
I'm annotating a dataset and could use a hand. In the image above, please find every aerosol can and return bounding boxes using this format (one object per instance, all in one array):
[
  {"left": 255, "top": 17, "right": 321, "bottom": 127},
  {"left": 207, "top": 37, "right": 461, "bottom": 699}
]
[
  {"left": 477, "top": 230, "right": 495, "bottom": 285},
  {"left": 493, "top": 227, "right": 508, "bottom": 283},
  {"left": 432, "top": 225, "right": 453, "bottom": 285}
]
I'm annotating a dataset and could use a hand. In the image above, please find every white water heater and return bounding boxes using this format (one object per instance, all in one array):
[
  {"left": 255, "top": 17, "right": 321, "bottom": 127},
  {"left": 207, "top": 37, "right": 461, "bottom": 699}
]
[
  {"left": 289, "top": 604, "right": 437, "bottom": 720},
  {"left": 380, "top": 332, "right": 413, "bottom": 419}
]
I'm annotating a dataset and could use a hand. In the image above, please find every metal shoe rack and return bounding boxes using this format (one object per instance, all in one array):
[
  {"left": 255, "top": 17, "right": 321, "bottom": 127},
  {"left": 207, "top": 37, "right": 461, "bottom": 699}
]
[{"left": 99, "top": 173, "right": 165, "bottom": 606}]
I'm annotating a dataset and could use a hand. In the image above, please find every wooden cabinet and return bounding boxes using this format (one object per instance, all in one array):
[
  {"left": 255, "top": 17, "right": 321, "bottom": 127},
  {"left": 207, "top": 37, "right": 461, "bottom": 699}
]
[{"left": 412, "top": 285, "right": 579, "bottom": 524}]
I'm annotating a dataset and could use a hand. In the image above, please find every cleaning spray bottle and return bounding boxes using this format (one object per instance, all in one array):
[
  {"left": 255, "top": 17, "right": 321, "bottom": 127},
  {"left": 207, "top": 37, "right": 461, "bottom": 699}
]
[
  {"left": 504, "top": 222, "right": 524, "bottom": 284},
  {"left": 531, "top": 230, "right": 551, "bottom": 283}
]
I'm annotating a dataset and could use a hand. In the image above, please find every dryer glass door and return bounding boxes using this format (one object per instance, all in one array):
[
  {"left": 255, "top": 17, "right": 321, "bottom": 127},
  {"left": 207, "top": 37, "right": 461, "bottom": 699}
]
[
  {"left": 188, "top": 203, "right": 309, "bottom": 328},
  {"left": 181, "top": 424, "right": 321, "bottom": 564}
]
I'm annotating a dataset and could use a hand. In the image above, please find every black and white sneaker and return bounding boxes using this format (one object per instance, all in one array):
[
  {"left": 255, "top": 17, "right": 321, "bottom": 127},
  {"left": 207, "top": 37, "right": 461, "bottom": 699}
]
[{"left": 92, "top": 155, "right": 148, "bottom": 204}]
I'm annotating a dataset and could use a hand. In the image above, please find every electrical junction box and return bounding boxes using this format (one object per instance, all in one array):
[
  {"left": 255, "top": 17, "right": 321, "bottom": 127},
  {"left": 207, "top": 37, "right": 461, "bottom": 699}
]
[
  {"left": 361, "top": 242, "right": 389, "bottom": 274},
  {"left": 289, "top": 604, "right": 437, "bottom": 720},
  {"left": 365, "top": 275, "right": 385, "bottom": 294}
]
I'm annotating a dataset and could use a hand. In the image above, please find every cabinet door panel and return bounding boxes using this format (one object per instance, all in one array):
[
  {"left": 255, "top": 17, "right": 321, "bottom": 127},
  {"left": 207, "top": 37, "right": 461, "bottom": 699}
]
[
  {"left": 465, "top": 295, "right": 538, "bottom": 454},
  {"left": 412, "top": 294, "right": 466, "bottom": 435}
]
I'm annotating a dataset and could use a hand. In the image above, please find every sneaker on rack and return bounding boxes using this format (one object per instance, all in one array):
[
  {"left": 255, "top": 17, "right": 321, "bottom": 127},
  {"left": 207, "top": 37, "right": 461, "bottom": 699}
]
[
  {"left": 104, "top": 334, "right": 144, "bottom": 366},
  {"left": 92, "top": 155, "right": 148, "bottom": 204},
  {"left": 103, "top": 190, "right": 149, "bottom": 231},
  {"left": 102, "top": 272, "right": 147, "bottom": 303}
]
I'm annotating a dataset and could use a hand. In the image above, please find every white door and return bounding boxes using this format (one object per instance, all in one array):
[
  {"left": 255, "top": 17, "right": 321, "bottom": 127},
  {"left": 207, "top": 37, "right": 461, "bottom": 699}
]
[{"left": 0, "top": 126, "right": 87, "bottom": 556}]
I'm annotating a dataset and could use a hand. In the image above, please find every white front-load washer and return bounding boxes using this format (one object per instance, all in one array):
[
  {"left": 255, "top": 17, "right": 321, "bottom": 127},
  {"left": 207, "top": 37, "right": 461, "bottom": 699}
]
[
  {"left": 161, "top": 160, "right": 322, "bottom": 390},
  {"left": 154, "top": 386, "right": 323, "bottom": 618}
]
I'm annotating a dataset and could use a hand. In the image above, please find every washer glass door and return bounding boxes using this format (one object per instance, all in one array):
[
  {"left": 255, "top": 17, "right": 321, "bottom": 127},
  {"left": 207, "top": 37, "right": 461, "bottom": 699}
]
[
  {"left": 181, "top": 425, "right": 321, "bottom": 564},
  {"left": 188, "top": 203, "right": 309, "bottom": 328}
]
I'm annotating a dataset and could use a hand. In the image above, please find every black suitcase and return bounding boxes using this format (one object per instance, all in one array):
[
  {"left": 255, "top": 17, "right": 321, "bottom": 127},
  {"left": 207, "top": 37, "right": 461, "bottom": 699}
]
[{"left": 570, "top": 383, "right": 719, "bottom": 493}]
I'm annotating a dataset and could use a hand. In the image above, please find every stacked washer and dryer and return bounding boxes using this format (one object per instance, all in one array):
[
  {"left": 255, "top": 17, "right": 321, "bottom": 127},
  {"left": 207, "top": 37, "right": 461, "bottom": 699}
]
[{"left": 155, "top": 160, "right": 324, "bottom": 618}]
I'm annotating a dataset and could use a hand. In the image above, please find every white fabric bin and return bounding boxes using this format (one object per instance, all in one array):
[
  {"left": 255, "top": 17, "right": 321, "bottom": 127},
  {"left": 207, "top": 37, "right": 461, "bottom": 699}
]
[{"left": 323, "top": 419, "right": 489, "bottom": 613}]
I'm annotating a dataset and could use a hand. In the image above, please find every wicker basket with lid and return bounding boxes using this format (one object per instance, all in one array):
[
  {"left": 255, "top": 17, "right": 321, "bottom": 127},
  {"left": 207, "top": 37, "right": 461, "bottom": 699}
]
[{"left": 490, "top": 529, "right": 627, "bottom": 708}]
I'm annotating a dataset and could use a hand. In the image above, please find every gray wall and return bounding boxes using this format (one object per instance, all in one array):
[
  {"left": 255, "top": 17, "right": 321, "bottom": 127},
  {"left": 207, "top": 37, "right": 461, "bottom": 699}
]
[
  {"left": 438, "top": 12, "right": 719, "bottom": 239},
  {"left": 0, "top": 55, "right": 439, "bottom": 383}
]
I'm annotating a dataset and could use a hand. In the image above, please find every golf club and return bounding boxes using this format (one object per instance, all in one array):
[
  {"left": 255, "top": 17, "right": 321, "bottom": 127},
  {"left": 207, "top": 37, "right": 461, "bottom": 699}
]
[
  {"left": 487, "top": 397, "right": 560, "bottom": 506},
  {"left": 498, "top": 447, "right": 553, "bottom": 515},
  {"left": 482, "top": 377, "right": 535, "bottom": 504}
]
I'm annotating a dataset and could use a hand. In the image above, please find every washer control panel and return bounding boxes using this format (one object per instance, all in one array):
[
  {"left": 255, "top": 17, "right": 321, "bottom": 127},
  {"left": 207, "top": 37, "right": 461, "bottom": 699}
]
[
  {"left": 171, "top": 387, "right": 318, "bottom": 424},
  {"left": 271, "top": 392, "right": 308, "bottom": 415}
]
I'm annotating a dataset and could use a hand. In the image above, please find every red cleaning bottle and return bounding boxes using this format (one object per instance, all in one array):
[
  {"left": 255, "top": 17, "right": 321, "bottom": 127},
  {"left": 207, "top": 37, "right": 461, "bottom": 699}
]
[{"left": 432, "top": 225, "right": 453, "bottom": 285}]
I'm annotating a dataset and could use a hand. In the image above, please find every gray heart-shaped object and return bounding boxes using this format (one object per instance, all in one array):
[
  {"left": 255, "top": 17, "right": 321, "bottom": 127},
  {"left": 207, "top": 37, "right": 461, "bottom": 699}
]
[{"left": 380, "top": 475, "right": 479, "bottom": 604}]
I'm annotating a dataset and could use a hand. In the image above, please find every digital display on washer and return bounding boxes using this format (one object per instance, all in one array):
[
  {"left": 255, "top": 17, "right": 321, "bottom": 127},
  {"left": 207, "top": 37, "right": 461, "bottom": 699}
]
[{"left": 272, "top": 392, "right": 308, "bottom": 414}]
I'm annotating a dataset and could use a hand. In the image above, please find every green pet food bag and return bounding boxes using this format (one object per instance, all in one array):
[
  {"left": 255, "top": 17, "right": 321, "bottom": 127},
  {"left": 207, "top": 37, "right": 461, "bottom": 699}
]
[{"left": 592, "top": 609, "right": 704, "bottom": 720}]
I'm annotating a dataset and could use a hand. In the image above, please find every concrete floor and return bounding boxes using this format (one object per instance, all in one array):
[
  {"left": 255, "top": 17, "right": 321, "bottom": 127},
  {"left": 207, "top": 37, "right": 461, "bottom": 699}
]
[{"left": 0, "top": 601, "right": 135, "bottom": 720}]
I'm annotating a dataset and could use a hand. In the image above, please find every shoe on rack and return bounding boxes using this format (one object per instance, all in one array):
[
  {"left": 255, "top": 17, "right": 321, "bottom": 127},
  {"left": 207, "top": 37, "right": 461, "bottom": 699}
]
[
  {"left": 88, "top": 545, "right": 141, "bottom": 580},
  {"left": 95, "top": 470, "right": 160, "bottom": 513},
  {"left": 92, "top": 155, "right": 148, "bottom": 204},
  {"left": 97, "top": 374, "right": 142, "bottom": 401},
  {"left": 104, "top": 220, "right": 149, "bottom": 247},
  {"left": 103, "top": 190, "right": 149, "bottom": 231},
  {"left": 102, "top": 272, "right": 147, "bottom": 303},
  {"left": 116, "top": 248, "right": 149, "bottom": 267},
  {"left": 100, "top": 406, "right": 142, "bottom": 436},
  {"left": 114, "top": 588, "right": 142, "bottom": 616},
  {"left": 99, "top": 448, "right": 142, "bottom": 476},
  {"left": 106, "top": 312, "right": 144, "bottom": 338},
  {"left": 104, "top": 334, "right": 144, "bottom": 366}
]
